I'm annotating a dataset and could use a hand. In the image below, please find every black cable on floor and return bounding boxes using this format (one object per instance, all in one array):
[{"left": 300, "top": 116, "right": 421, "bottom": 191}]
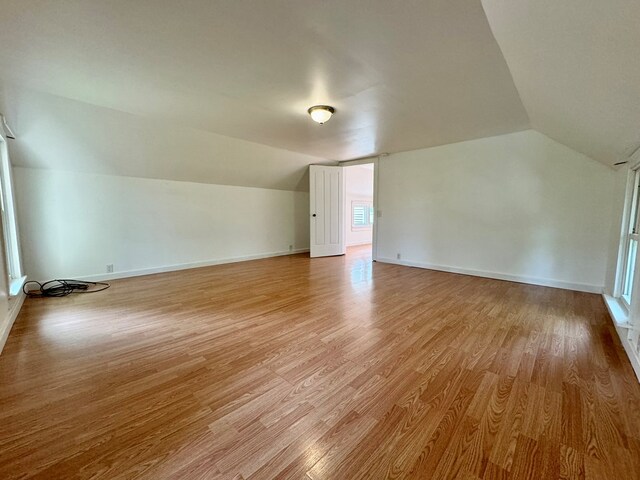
[{"left": 23, "top": 279, "right": 110, "bottom": 298}]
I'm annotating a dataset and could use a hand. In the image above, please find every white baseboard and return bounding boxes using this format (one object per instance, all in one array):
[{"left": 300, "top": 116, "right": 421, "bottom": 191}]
[
  {"left": 72, "top": 248, "right": 310, "bottom": 282},
  {"left": 376, "top": 257, "right": 603, "bottom": 294},
  {"left": 347, "top": 242, "right": 373, "bottom": 247},
  {"left": 0, "top": 292, "right": 26, "bottom": 355}
]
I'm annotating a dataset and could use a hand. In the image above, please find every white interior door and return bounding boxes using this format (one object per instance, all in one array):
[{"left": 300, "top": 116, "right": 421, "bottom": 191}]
[{"left": 310, "top": 165, "right": 346, "bottom": 257}]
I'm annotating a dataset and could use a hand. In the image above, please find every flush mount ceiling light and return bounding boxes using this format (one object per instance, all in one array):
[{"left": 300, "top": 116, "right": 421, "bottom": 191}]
[{"left": 307, "top": 105, "right": 335, "bottom": 124}]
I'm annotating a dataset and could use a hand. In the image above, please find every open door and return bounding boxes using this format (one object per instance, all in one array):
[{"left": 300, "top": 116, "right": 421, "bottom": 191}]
[{"left": 310, "top": 165, "right": 346, "bottom": 257}]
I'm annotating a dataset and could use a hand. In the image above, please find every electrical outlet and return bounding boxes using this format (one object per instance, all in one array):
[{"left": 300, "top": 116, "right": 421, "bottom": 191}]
[
  {"left": 106, "top": 264, "right": 114, "bottom": 273},
  {"left": 396, "top": 253, "right": 401, "bottom": 260}
]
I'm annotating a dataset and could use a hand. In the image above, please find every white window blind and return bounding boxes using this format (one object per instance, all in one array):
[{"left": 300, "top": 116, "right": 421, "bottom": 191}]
[{"left": 352, "top": 202, "right": 373, "bottom": 228}]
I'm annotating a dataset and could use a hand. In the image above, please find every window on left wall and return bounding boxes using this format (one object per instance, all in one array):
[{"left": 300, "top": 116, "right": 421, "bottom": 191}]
[{"left": 0, "top": 134, "right": 23, "bottom": 295}]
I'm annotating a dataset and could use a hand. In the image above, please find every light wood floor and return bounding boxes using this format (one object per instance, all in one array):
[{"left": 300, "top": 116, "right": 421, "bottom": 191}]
[{"left": 1, "top": 246, "right": 640, "bottom": 479}]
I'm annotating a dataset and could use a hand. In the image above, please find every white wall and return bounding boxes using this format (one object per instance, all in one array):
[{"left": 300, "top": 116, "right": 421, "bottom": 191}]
[
  {"left": 376, "top": 130, "right": 615, "bottom": 292},
  {"left": 1, "top": 84, "right": 325, "bottom": 284},
  {"left": 15, "top": 168, "right": 310, "bottom": 281},
  {"left": 345, "top": 164, "right": 374, "bottom": 246}
]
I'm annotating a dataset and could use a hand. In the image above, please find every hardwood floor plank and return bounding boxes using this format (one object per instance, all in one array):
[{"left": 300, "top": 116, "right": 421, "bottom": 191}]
[
  {"left": 560, "top": 444, "right": 585, "bottom": 480},
  {"left": 509, "top": 434, "right": 541, "bottom": 479},
  {"left": 0, "top": 245, "right": 638, "bottom": 479}
]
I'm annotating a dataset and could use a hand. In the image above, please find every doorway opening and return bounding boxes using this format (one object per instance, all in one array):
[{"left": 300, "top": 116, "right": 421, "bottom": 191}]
[{"left": 344, "top": 163, "right": 374, "bottom": 261}]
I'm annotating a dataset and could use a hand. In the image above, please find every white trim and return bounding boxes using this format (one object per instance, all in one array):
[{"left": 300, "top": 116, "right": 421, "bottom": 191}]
[
  {"left": 630, "top": 146, "right": 640, "bottom": 170},
  {"left": 376, "top": 257, "right": 603, "bottom": 294},
  {"left": 0, "top": 134, "right": 23, "bottom": 282},
  {"left": 603, "top": 294, "right": 631, "bottom": 328},
  {"left": 338, "top": 157, "right": 380, "bottom": 167},
  {"left": 372, "top": 158, "right": 379, "bottom": 262},
  {"left": 616, "top": 168, "right": 639, "bottom": 298},
  {"left": 347, "top": 241, "right": 373, "bottom": 247},
  {"left": 70, "top": 248, "right": 310, "bottom": 282},
  {"left": 350, "top": 226, "right": 373, "bottom": 232},
  {"left": 0, "top": 291, "right": 26, "bottom": 354},
  {"left": 604, "top": 295, "right": 640, "bottom": 382},
  {"left": 339, "top": 157, "right": 379, "bottom": 261},
  {"left": 614, "top": 326, "right": 640, "bottom": 382}
]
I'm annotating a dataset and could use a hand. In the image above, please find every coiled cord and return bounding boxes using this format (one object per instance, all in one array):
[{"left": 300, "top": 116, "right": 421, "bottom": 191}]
[{"left": 23, "top": 279, "right": 110, "bottom": 298}]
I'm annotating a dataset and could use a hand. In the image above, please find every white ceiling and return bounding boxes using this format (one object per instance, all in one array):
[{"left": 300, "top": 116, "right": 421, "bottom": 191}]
[
  {"left": 0, "top": 0, "right": 530, "bottom": 161},
  {"left": 482, "top": 0, "right": 640, "bottom": 166},
  {"left": 1, "top": 85, "right": 323, "bottom": 192}
]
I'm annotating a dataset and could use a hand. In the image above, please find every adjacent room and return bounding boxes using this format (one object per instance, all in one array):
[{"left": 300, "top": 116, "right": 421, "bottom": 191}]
[
  {"left": 1, "top": 1, "right": 640, "bottom": 479},
  {"left": 344, "top": 163, "right": 375, "bottom": 258}
]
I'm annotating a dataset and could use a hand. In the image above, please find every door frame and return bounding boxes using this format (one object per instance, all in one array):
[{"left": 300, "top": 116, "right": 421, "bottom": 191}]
[{"left": 338, "top": 156, "right": 380, "bottom": 261}]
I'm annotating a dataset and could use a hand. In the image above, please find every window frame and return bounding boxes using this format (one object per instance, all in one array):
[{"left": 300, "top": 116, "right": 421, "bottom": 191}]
[
  {"left": 0, "top": 133, "right": 23, "bottom": 295},
  {"left": 620, "top": 170, "right": 640, "bottom": 308}
]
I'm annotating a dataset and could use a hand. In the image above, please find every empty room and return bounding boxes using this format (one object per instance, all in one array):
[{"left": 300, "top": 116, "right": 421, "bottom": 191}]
[{"left": 1, "top": 1, "right": 640, "bottom": 479}]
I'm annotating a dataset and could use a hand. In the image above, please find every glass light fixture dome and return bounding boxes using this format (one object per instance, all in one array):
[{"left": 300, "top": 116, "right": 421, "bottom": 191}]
[{"left": 307, "top": 105, "right": 335, "bottom": 124}]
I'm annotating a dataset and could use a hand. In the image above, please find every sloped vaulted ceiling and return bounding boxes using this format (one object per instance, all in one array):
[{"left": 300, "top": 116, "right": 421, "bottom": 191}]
[
  {"left": 0, "top": 0, "right": 529, "bottom": 165},
  {"left": 482, "top": 0, "right": 640, "bottom": 166},
  {"left": 2, "top": 1, "right": 636, "bottom": 172}
]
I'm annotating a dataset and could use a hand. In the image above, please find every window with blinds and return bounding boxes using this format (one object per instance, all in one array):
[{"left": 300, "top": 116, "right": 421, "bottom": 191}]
[{"left": 352, "top": 201, "right": 373, "bottom": 229}]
